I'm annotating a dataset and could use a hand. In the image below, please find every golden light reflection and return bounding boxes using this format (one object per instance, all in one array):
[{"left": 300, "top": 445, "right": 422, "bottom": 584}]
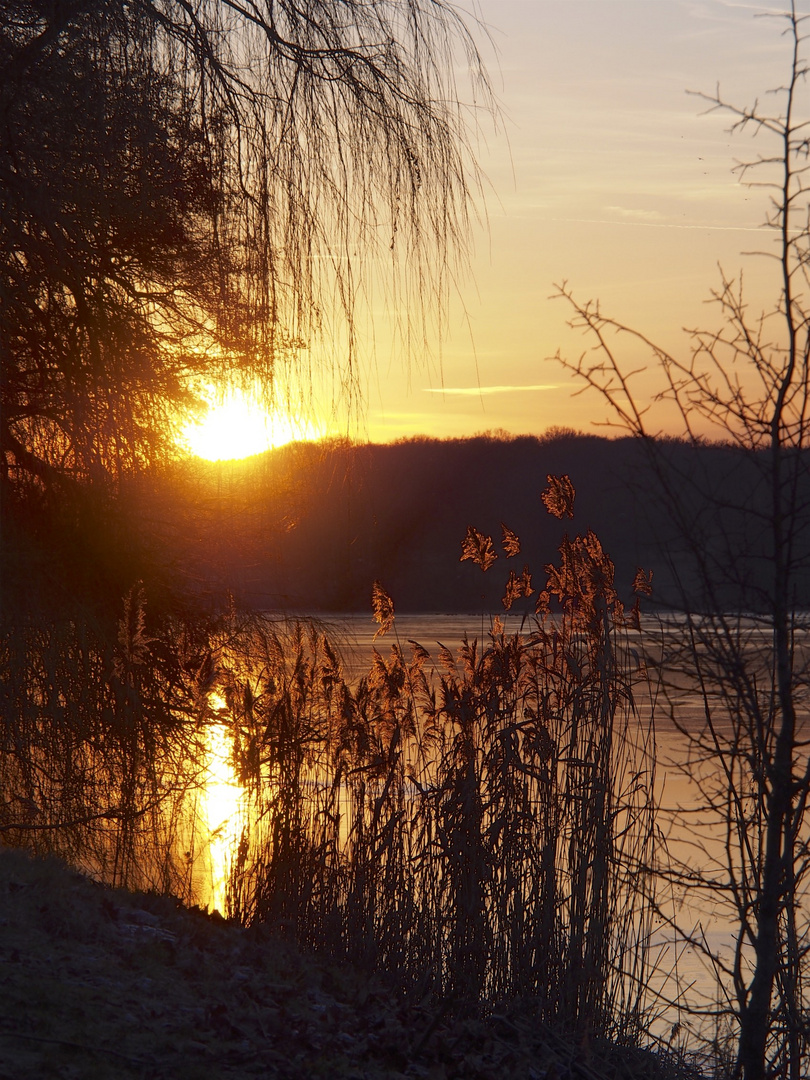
[
  {"left": 202, "top": 693, "right": 244, "bottom": 915},
  {"left": 181, "top": 388, "right": 323, "bottom": 461}
]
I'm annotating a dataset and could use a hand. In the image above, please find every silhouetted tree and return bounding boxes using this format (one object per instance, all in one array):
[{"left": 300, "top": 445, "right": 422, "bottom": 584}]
[
  {"left": 1, "top": 0, "right": 489, "bottom": 489},
  {"left": 554, "top": 7, "right": 810, "bottom": 1077},
  {"left": 0, "top": 0, "right": 491, "bottom": 866}
]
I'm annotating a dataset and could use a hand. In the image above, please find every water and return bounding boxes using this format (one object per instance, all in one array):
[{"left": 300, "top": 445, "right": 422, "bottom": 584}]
[
  {"left": 322, "top": 611, "right": 490, "bottom": 677},
  {"left": 200, "top": 713, "right": 245, "bottom": 915},
  {"left": 199, "top": 610, "right": 805, "bottom": 1051},
  {"left": 328, "top": 611, "right": 739, "bottom": 1035}
]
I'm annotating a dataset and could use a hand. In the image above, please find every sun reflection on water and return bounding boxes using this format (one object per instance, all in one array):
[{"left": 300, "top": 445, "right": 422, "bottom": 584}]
[{"left": 202, "top": 695, "right": 244, "bottom": 915}]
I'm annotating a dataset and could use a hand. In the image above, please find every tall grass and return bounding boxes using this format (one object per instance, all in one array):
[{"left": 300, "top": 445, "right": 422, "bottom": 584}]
[
  {"left": 220, "top": 478, "right": 659, "bottom": 1037},
  {"left": 0, "top": 476, "right": 659, "bottom": 1042}
]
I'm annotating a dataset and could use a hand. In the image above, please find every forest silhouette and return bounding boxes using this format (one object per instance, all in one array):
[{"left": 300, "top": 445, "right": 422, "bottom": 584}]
[{"left": 125, "top": 431, "right": 810, "bottom": 616}]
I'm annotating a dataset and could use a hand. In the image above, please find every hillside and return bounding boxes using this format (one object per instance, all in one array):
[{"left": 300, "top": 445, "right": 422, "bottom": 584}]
[
  {"left": 134, "top": 432, "right": 810, "bottom": 615},
  {"left": 0, "top": 848, "right": 695, "bottom": 1080}
]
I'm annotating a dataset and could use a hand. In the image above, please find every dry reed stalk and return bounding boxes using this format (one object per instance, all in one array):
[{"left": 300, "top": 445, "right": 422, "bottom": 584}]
[
  {"left": 0, "top": 480, "right": 661, "bottom": 1047},
  {"left": 219, "top": 479, "right": 659, "bottom": 1042}
]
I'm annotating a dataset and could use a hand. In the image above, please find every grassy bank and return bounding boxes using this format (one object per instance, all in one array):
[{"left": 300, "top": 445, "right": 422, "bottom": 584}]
[{"left": 0, "top": 848, "right": 703, "bottom": 1080}]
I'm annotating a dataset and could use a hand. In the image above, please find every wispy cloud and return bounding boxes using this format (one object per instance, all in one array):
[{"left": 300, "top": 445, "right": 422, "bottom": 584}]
[
  {"left": 423, "top": 384, "right": 560, "bottom": 396},
  {"left": 548, "top": 215, "right": 766, "bottom": 233},
  {"left": 604, "top": 205, "right": 665, "bottom": 222}
]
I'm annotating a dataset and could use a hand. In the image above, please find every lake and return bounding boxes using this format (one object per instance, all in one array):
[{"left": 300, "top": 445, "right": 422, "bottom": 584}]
[
  {"left": 329, "top": 612, "right": 746, "bottom": 1035},
  {"left": 196, "top": 610, "right": 806, "bottom": 1051}
]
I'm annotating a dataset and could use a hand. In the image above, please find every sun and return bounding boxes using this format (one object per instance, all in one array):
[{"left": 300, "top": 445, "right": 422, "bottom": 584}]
[{"left": 181, "top": 389, "right": 323, "bottom": 461}]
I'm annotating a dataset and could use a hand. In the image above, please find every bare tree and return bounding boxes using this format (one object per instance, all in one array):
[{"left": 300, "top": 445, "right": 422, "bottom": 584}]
[
  {"left": 552, "top": 6, "right": 810, "bottom": 1078},
  {"left": 0, "top": 0, "right": 491, "bottom": 487}
]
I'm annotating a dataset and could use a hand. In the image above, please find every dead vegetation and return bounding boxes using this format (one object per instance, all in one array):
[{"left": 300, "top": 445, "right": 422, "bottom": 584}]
[
  {"left": 0, "top": 480, "right": 684, "bottom": 1073},
  {"left": 0, "top": 847, "right": 700, "bottom": 1080}
]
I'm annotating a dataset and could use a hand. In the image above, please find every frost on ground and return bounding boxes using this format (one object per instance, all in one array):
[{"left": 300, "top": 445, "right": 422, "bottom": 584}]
[{"left": 0, "top": 848, "right": 691, "bottom": 1080}]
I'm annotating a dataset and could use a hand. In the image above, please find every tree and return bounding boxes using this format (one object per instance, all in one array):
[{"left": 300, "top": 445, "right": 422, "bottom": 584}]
[
  {"left": 553, "top": 6, "right": 810, "bottom": 1077},
  {"left": 0, "top": 0, "right": 490, "bottom": 488}
]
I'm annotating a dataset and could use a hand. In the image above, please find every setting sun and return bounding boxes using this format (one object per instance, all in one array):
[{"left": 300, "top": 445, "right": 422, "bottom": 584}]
[{"left": 181, "top": 389, "right": 323, "bottom": 461}]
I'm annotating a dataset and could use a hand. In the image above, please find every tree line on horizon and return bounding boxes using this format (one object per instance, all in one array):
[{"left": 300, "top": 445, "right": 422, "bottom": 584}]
[{"left": 128, "top": 430, "right": 810, "bottom": 617}]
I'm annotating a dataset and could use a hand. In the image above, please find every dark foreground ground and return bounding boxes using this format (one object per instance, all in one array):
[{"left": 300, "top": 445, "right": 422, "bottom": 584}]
[{"left": 0, "top": 848, "right": 701, "bottom": 1080}]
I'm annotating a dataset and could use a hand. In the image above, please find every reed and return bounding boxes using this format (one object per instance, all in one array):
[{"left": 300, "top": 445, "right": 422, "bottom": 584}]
[
  {"left": 219, "top": 477, "right": 659, "bottom": 1039},
  {"left": 0, "top": 477, "right": 660, "bottom": 1045}
]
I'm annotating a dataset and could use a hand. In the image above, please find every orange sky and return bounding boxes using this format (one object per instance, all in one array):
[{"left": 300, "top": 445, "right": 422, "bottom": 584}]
[{"left": 335, "top": 0, "right": 805, "bottom": 443}]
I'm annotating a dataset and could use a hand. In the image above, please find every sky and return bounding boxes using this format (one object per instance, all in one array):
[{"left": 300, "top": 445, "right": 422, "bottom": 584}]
[{"left": 338, "top": 0, "right": 807, "bottom": 443}]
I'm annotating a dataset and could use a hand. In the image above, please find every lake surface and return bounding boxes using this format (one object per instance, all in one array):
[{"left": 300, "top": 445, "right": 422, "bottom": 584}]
[
  {"left": 326, "top": 612, "right": 740, "bottom": 1024},
  {"left": 199, "top": 610, "right": 807, "bottom": 1051}
]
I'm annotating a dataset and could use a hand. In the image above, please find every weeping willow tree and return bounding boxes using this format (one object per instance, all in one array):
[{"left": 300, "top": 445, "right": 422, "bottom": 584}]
[
  {"left": 0, "top": 0, "right": 491, "bottom": 488},
  {"left": 0, "top": 1, "right": 491, "bottom": 880}
]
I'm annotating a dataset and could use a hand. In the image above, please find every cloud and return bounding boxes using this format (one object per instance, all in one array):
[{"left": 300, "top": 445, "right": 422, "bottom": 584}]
[
  {"left": 548, "top": 215, "right": 766, "bottom": 233},
  {"left": 604, "top": 205, "right": 665, "bottom": 222},
  {"left": 423, "top": 384, "right": 560, "bottom": 396}
]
